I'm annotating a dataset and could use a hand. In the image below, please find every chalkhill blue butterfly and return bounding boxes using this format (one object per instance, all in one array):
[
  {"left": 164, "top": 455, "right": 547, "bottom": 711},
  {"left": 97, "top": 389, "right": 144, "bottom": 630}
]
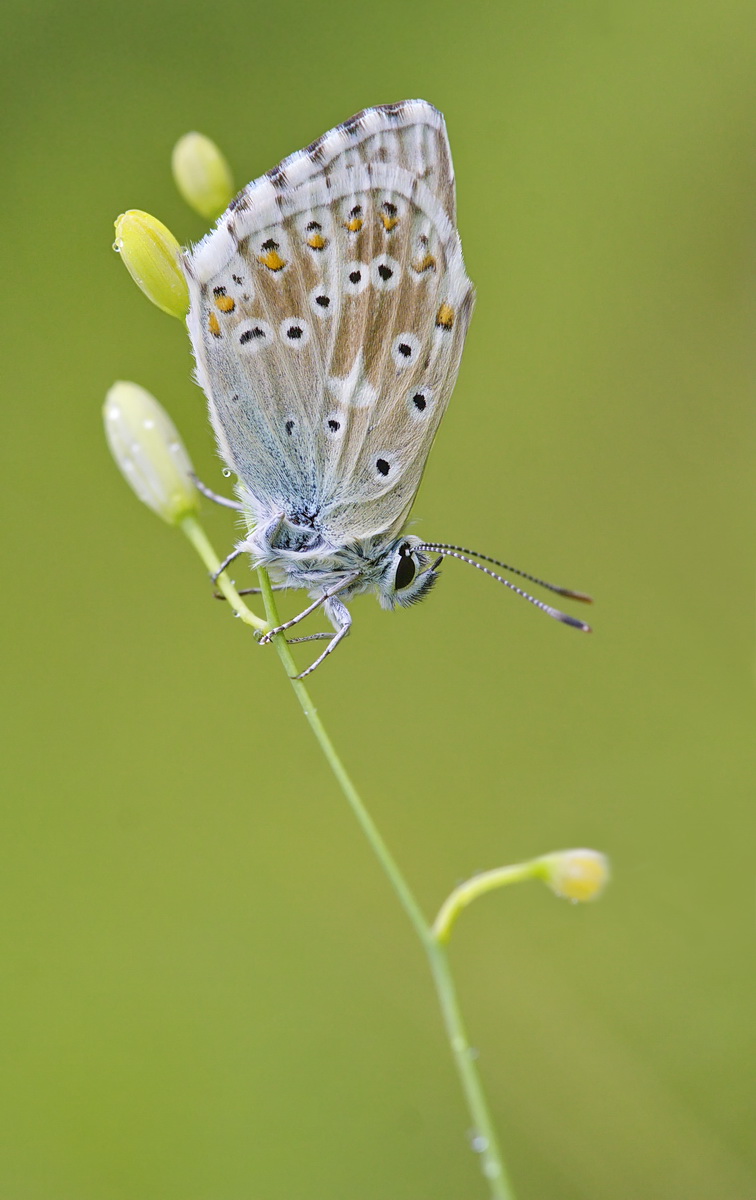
[{"left": 183, "top": 100, "right": 591, "bottom": 677}]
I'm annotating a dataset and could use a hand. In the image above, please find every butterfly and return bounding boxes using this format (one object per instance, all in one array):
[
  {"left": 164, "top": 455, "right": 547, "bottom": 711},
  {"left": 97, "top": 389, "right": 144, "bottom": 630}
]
[{"left": 183, "top": 100, "right": 590, "bottom": 677}]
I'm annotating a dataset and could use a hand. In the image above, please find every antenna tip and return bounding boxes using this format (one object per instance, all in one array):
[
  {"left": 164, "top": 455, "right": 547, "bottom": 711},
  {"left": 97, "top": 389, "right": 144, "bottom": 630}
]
[
  {"left": 558, "top": 588, "right": 594, "bottom": 604},
  {"left": 560, "top": 612, "right": 592, "bottom": 633}
]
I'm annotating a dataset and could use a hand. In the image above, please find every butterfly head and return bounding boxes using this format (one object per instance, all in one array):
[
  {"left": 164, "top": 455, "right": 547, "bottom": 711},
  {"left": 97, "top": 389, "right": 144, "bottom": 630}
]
[{"left": 374, "top": 536, "right": 441, "bottom": 610}]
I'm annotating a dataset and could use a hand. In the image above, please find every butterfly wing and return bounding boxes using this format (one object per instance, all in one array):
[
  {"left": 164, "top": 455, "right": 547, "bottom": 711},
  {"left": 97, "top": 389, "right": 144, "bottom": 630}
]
[{"left": 184, "top": 99, "right": 474, "bottom": 544}]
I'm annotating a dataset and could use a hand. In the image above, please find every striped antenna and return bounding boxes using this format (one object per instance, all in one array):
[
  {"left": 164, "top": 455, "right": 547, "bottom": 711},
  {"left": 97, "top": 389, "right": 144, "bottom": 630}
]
[{"left": 415, "top": 543, "right": 592, "bottom": 632}]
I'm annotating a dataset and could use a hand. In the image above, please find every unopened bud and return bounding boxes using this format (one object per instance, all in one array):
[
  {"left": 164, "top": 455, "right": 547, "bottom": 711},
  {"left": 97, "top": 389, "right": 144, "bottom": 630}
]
[
  {"left": 540, "top": 849, "right": 610, "bottom": 903},
  {"left": 113, "top": 210, "right": 189, "bottom": 318},
  {"left": 103, "top": 381, "right": 198, "bottom": 524},
  {"left": 172, "top": 132, "right": 234, "bottom": 220}
]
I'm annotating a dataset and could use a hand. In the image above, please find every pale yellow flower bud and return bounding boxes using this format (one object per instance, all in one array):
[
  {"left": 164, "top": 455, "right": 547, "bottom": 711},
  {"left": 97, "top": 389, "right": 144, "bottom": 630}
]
[
  {"left": 171, "top": 132, "right": 234, "bottom": 221},
  {"left": 540, "top": 849, "right": 610, "bottom": 903},
  {"left": 113, "top": 210, "right": 189, "bottom": 318},
  {"left": 103, "top": 382, "right": 198, "bottom": 524}
]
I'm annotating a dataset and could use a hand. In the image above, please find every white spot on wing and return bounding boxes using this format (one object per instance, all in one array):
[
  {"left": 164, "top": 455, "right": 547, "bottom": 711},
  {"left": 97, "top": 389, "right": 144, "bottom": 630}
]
[
  {"left": 328, "top": 351, "right": 378, "bottom": 408},
  {"left": 237, "top": 319, "right": 274, "bottom": 351},
  {"left": 279, "top": 317, "right": 311, "bottom": 348},
  {"left": 343, "top": 261, "right": 369, "bottom": 296},
  {"left": 372, "top": 451, "right": 400, "bottom": 484},
  {"left": 391, "top": 332, "right": 420, "bottom": 369},
  {"left": 408, "top": 386, "right": 434, "bottom": 418},
  {"left": 370, "top": 254, "right": 400, "bottom": 291},
  {"left": 309, "top": 285, "right": 334, "bottom": 317}
]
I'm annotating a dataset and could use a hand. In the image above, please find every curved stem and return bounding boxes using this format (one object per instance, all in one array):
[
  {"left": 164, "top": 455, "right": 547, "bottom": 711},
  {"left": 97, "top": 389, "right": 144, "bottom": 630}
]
[{"left": 433, "top": 861, "right": 544, "bottom": 944}]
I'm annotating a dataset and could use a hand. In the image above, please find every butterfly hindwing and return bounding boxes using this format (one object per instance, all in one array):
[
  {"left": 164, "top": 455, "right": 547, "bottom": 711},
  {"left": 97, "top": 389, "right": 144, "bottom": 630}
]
[{"left": 184, "top": 99, "right": 474, "bottom": 544}]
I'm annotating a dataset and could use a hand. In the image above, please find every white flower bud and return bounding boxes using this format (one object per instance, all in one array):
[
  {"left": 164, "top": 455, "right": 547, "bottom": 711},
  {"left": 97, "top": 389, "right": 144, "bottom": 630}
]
[
  {"left": 103, "top": 381, "right": 198, "bottom": 524},
  {"left": 172, "top": 132, "right": 234, "bottom": 220}
]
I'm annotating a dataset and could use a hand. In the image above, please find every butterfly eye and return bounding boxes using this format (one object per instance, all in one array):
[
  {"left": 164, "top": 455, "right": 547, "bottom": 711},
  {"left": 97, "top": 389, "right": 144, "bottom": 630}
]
[{"left": 394, "top": 544, "right": 417, "bottom": 591}]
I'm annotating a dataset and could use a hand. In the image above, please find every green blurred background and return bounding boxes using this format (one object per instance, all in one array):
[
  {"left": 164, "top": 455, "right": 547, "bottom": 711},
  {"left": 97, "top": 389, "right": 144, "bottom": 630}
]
[{"left": 2, "top": 1, "right": 754, "bottom": 1197}]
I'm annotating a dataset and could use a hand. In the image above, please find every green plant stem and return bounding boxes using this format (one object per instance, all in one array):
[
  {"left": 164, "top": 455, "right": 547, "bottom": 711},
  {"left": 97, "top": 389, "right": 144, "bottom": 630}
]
[
  {"left": 179, "top": 514, "right": 515, "bottom": 1199},
  {"left": 426, "top": 939, "right": 516, "bottom": 1197},
  {"left": 255, "top": 568, "right": 430, "bottom": 943},
  {"left": 433, "top": 861, "right": 544, "bottom": 944},
  {"left": 255, "top": 567, "right": 516, "bottom": 1200},
  {"left": 180, "top": 516, "right": 268, "bottom": 631}
]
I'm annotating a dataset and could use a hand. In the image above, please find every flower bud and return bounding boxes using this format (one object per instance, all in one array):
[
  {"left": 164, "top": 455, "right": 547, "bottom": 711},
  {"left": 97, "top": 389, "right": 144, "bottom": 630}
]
[
  {"left": 113, "top": 210, "right": 189, "bottom": 318},
  {"left": 171, "top": 132, "right": 234, "bottom": 220},
  {"left": 540, "top": 849, "right": 610, "bottom": 903},
  {"left": 103, "top": 381, "right": 198, "bottom": 524}
]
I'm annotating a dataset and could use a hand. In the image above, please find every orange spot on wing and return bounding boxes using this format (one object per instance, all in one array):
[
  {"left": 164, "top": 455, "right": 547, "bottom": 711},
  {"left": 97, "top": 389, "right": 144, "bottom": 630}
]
[
  {"left": 214, "top": 294, "right": 235, "bottom": 312},
  {"left": 306, "top": 233, "right": 327, "bottom": 250},
  {"left": 412, "top": 253, "right": 437, "bottom": 274},
  {"left": 208, "top": 312, "right": 221, "bottom": 337},
  {"left": 258, "top": 250, "right": 286, "bottom": 271},
  {"left": 345, "top": 216, "right": 363, "bottom": 232},
  {"left": 435, "top": 303, "right": 454, "bottom": 329},
  {"left": 380, "top": 214, "right": 399, "bottom": 231}
]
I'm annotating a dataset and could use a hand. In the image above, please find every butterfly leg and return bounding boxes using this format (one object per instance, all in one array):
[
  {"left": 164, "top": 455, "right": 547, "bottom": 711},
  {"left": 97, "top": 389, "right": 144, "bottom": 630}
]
[
  {"left": 214, "top": 584, "right": 289, "bottom": 599},
  {"left": 292, "top": 598, "right": 352, "bottom": 680},
  {"left": 258, "top": 572, "right": 360, "bottom": 644},
  {"left": 190, "top": 474, "right": 243, "bottom": 511},
  {"left": 211, "top": 546, "right": 245, "bottom": 583},
  {"left": 213, "top": 513, "right": 287, "bottom": 585},
  {"left": 286, "top": 632, "right": 332, "bottom": 643}
]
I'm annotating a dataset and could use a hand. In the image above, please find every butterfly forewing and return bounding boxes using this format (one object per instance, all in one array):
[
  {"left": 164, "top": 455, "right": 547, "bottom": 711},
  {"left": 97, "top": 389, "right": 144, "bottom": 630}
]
[{"left": 184, "top": 99, "right": 474, "bottom": 545}]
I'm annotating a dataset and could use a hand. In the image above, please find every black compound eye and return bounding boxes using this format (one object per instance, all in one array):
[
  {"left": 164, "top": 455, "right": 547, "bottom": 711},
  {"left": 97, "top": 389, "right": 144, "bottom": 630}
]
[{"left": 394, "top": 545, "right": 417, "bottom": 590}]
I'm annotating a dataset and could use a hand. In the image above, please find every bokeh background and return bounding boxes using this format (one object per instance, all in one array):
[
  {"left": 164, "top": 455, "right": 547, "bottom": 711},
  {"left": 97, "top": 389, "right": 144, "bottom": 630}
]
[{"left": 2, "top": 1, "right": 754, "bottom": 1197}]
